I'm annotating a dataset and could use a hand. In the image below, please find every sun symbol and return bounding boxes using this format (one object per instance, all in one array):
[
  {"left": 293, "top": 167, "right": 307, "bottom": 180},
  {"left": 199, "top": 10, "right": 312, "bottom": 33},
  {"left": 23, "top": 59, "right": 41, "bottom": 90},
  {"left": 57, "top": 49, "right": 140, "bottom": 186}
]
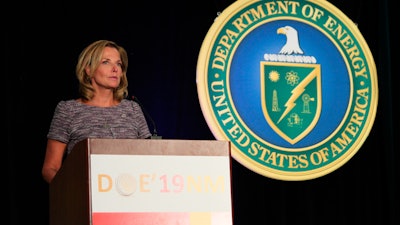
[{"left": 269, "top": 70, "right": 280, "bottom": 82}]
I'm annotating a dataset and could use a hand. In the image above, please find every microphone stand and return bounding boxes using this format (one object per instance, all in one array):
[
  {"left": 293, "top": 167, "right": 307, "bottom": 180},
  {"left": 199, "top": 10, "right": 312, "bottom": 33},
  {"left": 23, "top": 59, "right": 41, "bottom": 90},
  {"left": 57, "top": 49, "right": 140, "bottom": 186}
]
[{"left": 131, "top": 96, "right": 162, "bottom": 139}]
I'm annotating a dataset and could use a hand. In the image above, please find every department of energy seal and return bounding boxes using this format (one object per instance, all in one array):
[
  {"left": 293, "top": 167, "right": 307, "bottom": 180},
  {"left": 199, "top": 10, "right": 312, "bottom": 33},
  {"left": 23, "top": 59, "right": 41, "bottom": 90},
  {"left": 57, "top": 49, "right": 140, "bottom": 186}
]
[{"left": 196, "top": 0, "right": 378, "bottom": 181}]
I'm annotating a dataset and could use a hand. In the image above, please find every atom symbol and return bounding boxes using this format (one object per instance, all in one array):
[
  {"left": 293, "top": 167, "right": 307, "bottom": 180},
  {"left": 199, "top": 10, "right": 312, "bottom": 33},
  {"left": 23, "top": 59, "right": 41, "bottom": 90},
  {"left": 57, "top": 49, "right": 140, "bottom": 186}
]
[{"left": 285, "top": 71, "right": 299, "bottom": 86}]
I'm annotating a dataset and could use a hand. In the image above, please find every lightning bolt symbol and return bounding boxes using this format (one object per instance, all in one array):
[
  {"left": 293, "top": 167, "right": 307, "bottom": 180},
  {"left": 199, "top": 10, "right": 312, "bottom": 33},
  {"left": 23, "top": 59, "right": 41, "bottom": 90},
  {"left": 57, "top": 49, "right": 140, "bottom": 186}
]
[{"left": 277, "top": 71, "right": 317, "bottom": 124}]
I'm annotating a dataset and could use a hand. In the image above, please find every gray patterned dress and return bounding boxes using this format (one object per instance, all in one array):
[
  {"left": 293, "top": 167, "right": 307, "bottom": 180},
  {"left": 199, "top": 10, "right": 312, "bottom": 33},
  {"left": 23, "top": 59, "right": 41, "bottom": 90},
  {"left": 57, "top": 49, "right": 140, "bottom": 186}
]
[{"left": 47, "top": 99, "right": 151, "bottom": 154}]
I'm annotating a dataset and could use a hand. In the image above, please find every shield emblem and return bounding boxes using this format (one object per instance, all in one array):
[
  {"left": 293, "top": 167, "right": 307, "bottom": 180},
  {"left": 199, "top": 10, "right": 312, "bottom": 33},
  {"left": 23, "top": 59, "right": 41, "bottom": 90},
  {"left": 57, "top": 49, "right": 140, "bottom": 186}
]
[{"left": 261, "top": 62, "right": 321, "bottom": 145}]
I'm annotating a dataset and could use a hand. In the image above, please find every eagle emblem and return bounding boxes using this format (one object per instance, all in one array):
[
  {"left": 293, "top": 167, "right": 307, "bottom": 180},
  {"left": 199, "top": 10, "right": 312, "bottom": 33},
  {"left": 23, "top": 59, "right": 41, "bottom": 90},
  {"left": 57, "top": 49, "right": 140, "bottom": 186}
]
[{"left": 277, "top": 25, "right": 304, "bottom": 55}]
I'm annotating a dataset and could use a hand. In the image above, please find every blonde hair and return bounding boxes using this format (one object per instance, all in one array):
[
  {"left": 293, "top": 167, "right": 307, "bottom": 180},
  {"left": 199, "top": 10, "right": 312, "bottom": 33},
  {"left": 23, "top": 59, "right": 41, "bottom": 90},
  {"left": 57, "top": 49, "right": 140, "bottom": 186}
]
[{"left": 76, "top": 40, "right": 129, "bottom": 101}]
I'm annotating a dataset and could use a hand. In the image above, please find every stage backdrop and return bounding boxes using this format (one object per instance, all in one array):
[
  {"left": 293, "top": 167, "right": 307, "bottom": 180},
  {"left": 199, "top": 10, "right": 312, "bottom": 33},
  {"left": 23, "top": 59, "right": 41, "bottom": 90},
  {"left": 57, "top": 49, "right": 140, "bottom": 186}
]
[{"left": 6, "top": 0, "right": 397, "bottom": 225}]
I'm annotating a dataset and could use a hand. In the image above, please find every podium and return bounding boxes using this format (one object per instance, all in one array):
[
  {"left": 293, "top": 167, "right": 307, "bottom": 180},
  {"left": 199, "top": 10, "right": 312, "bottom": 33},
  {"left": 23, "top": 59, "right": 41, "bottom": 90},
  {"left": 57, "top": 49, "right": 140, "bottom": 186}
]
[{"left": 49, "top": 138, "right": 233, "bottom": 225}]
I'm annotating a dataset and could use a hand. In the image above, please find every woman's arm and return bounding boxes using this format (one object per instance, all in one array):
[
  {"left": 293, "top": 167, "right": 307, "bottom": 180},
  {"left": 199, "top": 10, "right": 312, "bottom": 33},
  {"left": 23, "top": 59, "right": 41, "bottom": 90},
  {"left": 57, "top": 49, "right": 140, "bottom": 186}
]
[{"left": 41, "top": 139, "right": 67, "bottom": 184}]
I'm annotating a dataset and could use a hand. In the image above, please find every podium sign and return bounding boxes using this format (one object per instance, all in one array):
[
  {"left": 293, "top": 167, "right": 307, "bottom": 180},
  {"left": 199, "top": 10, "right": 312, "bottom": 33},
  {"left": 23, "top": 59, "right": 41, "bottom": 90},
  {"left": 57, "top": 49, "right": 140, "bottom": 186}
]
[{"left": 49, "top": 138, "right": 233, "bottom": 225}]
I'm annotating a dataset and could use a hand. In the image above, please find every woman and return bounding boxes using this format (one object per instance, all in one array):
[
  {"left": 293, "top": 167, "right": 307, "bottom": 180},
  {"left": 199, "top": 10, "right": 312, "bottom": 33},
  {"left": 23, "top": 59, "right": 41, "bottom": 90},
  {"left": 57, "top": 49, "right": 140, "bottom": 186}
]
[{"left": 41, "top": 40, "right": 151, "bottom": 183}]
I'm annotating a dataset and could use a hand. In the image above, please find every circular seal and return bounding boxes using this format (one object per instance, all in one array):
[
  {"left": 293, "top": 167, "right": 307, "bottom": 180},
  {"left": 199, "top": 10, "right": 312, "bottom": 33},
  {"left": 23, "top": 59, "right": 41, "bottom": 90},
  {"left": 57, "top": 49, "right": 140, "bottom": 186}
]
[{"left": 196, "top": 0, "right": 378, "bottom": 180}]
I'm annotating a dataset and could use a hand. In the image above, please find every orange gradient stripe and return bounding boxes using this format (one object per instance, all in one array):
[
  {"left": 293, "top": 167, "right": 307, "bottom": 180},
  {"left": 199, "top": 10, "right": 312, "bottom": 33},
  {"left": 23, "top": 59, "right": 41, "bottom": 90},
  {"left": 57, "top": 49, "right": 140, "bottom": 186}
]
[{"left": 92, "top": 212, "right": 232, "bottom": 225}]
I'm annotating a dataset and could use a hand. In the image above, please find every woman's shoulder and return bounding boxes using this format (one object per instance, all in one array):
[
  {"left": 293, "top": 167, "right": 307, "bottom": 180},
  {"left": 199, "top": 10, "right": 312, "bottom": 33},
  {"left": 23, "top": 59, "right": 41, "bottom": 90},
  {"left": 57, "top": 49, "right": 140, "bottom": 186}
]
[
  {"left": 120, "top": 98, "right": 140, "bottom": 108},
  {"left": 54, "top": 99, "right": 85, "bottom": 113}
]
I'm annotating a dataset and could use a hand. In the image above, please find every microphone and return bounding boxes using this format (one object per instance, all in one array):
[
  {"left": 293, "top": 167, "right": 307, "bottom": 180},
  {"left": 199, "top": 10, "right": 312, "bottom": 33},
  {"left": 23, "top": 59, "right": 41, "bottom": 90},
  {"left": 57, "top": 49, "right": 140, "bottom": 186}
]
[{"left": 130, "top": 96, "right": 162, "bottom": 139}]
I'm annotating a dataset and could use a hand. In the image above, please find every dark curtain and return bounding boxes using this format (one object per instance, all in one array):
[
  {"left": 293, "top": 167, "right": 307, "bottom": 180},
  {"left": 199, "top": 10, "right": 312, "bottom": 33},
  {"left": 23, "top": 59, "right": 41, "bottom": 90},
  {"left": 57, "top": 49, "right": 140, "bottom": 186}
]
[{"left": 7, "top": 0, "right": 397, "bottom": 224}]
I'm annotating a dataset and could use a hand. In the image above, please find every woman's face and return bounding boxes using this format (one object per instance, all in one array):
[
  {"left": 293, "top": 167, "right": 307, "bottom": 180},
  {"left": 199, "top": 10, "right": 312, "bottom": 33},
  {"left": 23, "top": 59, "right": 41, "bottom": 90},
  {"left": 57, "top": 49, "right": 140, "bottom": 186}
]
[{"left": 88, "top": 46, "right": 123, "bottom": 91}]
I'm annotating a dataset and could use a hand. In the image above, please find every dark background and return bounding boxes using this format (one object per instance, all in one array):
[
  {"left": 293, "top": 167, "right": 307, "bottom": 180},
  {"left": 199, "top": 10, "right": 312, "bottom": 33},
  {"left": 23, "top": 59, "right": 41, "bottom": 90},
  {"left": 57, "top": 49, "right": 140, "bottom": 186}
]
[{"left": 7, "top": 0, "right": 397, "bottom": 224}]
